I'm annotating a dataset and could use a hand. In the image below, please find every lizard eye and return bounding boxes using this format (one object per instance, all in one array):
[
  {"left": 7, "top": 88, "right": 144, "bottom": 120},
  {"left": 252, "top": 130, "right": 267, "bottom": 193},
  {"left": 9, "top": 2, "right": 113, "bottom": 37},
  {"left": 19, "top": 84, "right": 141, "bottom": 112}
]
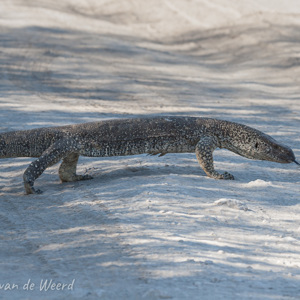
[{"left": 255, "top": 142, "right": 259, "bottom": 149}]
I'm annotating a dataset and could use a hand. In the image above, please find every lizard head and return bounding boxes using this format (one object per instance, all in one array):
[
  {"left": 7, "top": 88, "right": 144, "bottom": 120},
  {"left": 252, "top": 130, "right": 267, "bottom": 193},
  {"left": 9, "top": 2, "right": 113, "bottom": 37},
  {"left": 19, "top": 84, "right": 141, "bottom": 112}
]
[
  {"left": 221, "top": 123, "right": 297, "bottom": 164},
  {"left": 247, "top": 133, "right": 296, "bottom": 164}
]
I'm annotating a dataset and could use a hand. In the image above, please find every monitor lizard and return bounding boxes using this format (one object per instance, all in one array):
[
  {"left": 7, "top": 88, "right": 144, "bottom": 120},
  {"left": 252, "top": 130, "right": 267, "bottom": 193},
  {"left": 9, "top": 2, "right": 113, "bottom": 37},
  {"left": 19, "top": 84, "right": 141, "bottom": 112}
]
[{"left": 0, "top": 117, "right": 298, "bottom": 194}]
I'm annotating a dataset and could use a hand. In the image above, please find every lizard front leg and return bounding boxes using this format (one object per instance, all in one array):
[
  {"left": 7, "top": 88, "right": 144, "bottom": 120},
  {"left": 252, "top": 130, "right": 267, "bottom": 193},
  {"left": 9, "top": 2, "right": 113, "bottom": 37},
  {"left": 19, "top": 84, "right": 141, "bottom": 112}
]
[
  {"left": 23, "top": 138, "right": 79, "bottom": 194},
  {"left": 195, "top": 136, "right": 234, "bottom": 180}
]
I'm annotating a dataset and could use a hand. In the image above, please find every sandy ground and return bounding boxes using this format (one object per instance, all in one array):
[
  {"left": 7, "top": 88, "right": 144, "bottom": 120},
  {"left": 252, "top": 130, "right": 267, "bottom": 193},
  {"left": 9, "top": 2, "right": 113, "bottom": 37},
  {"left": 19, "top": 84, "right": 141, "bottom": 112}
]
[{"left": 0, "top": 1, "right": 300, "bottom": 299}]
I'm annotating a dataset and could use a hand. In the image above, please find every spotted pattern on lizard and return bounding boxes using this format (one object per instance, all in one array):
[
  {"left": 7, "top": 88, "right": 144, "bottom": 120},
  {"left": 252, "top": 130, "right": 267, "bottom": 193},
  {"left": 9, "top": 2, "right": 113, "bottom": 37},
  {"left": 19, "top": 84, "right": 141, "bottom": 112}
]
[{"left": 0, "top": 117, "right": 298, "bottom": 194}]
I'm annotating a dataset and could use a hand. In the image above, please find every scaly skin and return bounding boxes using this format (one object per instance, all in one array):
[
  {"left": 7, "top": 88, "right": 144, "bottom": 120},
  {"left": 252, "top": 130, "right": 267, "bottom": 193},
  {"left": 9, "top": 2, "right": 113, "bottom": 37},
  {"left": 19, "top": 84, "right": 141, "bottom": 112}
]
[{"left": 0, "top": 117, "right": 298, "bottom": 194}]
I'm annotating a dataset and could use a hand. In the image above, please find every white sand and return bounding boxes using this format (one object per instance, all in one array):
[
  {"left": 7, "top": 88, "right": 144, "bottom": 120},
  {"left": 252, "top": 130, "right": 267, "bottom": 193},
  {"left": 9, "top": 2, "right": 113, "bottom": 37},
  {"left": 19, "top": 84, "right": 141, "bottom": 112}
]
[{"left": 0, "top": 1, "right": 300, "bottom": 299}]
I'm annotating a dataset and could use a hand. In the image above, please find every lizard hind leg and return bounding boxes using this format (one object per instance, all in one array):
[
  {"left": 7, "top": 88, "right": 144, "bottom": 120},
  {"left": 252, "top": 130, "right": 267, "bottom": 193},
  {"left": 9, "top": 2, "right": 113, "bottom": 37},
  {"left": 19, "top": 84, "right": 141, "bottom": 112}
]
[{"left": 59, "top": 153, "right": 93, "bottom": 182}]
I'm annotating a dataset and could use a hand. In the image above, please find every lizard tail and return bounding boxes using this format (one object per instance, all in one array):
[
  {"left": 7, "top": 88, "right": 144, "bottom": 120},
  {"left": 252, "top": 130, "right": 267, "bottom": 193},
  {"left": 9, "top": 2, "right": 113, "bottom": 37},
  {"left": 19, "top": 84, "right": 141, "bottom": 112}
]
[{"left": 294, "top": 160, "right": 300, "bottom": 165}]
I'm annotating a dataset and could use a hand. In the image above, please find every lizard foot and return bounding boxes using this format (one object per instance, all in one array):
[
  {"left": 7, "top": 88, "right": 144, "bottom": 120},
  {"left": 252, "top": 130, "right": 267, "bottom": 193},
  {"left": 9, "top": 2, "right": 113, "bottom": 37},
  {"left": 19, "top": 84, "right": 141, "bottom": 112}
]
[
  {"left": 207, "top": 171, "right": 234, "bottom": 180},
  {"left": 61, "top": 174, "right": 94, "bottom": 182},
  {"left": 76, "top": 174, "right": 93, "bottom": 181},
  {"left": 221, "top": 172, "right": 234, "bottom": 180}
]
